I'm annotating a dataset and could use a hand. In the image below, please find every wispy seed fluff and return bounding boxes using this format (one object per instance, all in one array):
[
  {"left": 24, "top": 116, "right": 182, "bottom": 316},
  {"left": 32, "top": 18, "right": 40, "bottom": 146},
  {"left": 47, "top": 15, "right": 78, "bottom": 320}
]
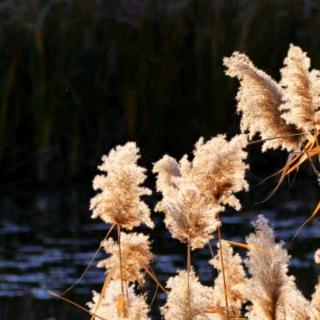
[
  {"left": 161, "top": 269, "right": 216, "bottom": 320},
  {"left": 87, "top": 280, "right": 150, "bottom": 320},
  {"left": 90, "top": 142, "right": 154, "bottom": 229},
  {"left": 311, "top": 249, "right": 320, "bottom": 319},
  {"left": 209, "top": 240, "right": 247, "bottom": 317},
  {"left": 153, "top": 155, "right": 180, "bottom": 206},
  {"left": 224, "top": 52, "right": 300, "bottom": 152},
  {"left": 239, "top": 215, "right": 310, "bottom": 320},
  {"left": 192, "top": 134, "right": 249, "bottom": 210},
  {"left": 280, "top": 44, "right": 320, "bottom": 133},
  {"left": 98, "top": 232, "right": 153, "bottom": 284},
  {"left": 315, "top": 249, "right": 320, "bottom": 264},
  {"left": 284, "top": 285, "right": 312, "bottom": 320},
  {"left": 161, "top": 186, "right": 222, "bottom": 250},
  {"left": 153, "top": 134, "right": 248, "bottom": 249}
]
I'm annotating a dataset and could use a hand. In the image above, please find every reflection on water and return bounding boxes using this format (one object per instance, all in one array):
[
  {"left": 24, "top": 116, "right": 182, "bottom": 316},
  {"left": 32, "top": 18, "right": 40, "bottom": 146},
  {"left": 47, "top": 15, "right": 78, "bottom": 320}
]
[{"left": 0, "top": 195, "right": 319, "bottom": 319}]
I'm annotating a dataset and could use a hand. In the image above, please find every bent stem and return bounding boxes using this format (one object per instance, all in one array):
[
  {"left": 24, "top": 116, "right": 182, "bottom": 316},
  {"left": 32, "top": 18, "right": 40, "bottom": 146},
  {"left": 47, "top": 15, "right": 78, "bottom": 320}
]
[
  {"left": 49, "top": 290, "right": 108, "bottom": 320},
  {"left": 218, "top": 224, "right": 229, "bottom": 320},
  {"left": 61, "top": 223, "right": 115, "bottom": 297},
  {"left": 144, "top": 265, "right": 167, "bottom": 294},
  {"left": 187, "top": 239, "right": 191, "bottom": 320}
]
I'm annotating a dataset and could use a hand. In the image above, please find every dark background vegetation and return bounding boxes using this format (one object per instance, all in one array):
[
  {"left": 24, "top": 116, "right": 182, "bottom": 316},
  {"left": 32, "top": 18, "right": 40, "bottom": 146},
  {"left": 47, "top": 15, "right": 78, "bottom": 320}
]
[
  {"left": 2, "top": 0, "right": 320, "bottom": 189},
  {"left": 1, "top": 1, "right": 320, "bottom": 319}
]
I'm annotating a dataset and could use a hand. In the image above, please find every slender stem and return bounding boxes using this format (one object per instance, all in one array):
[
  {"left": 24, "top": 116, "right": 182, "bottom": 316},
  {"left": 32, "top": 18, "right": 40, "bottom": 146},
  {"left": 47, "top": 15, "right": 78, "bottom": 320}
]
[
  {"left": 150, "top": 283, "right": 159, "bottom": 307},
  {"left": 61, "top": 223, "right": 115, "bottom": 297},
  {"left": 314, "top": 133, "right": 320, "bottom": 181},
  {"left": 117, "top": 224, "right": 124, "bottom": 295},
  {"left": 218, "top": 224, "right": 229, "bottom": 320},
  {"left": 187, "top": 239, "right": 191, "bottom": 320},
  {"left": 144, "top": 266, "right": 167, "bottom": 294}
]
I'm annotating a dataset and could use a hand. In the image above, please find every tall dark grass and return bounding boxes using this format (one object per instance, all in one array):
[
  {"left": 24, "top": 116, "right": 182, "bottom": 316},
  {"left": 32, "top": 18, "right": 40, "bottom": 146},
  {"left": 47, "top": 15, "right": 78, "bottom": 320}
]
[{"left": 1, "top": 0, "right": 320, "bottom": 185}]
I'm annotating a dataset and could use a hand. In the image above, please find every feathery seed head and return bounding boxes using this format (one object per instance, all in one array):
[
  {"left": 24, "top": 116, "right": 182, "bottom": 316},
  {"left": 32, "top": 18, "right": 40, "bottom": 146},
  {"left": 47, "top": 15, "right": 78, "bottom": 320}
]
[
  {"left": 98, "top": 232, "right": 153, "bottom": 284},
  {"left": 280, "top": 44, "right": 320, "bottom": 133},
  {"left": 162, "top": 186, "right": 222, "bottom": 250},
  {"left": 284, "top": 284, "right": 312, "bottom": 320},
  {"left": 224, "top": 52, "right": 301, "bottom": 152},
  {"left": 154, "top": 134, "right": 248, "bottom": 248},
  {"left": 191, "top": 134, "right": 249, "bottom": 210},
  {"left": 161, "top": 269, "right": 217, "bottom": 320},
  {"left": 87, "top": 280, "right": 150, "bottom": 320},
  {"left": 210, "top": 240, "right": 247, "bottom": 314},
  {"left": 90, "top": 142, "right": 154, "bottom": 229},
  {"left": 311, "top": 278, "right": 320, "bottom": 319},
  {"left": 152, "top": 155, "right": 181, "bottom": 212},
  {"left": 239, "top": 215, "right": 299, "bottom": 320},
  {"left": 315, "top": 249, "right": 320, "bottom": 264}
]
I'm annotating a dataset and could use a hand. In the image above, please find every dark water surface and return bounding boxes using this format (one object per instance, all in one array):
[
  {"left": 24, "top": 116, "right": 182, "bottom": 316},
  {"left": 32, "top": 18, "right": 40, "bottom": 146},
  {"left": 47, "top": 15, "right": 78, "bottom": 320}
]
[{"left": 0, "top": 189, "right": 319, "bottom": 319}]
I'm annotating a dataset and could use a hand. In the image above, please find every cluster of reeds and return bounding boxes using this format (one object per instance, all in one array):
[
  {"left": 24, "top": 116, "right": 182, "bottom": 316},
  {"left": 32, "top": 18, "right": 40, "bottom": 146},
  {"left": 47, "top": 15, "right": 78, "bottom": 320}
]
[{"left": 54, "top": 44, "right": 320, "bottom": 319}]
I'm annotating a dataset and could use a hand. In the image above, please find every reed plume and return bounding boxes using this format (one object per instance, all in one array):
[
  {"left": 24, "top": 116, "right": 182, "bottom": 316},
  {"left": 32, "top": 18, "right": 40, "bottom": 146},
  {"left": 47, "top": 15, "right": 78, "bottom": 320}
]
[
  {"left": 191, "top": 134, "right": 249, "bottom": 210},
  {"left": 161, "top": 269, "right": 216, "bottom": 320},
  {"left": 239, "top": 215, "right": 294, "bottom": 319},
  {"left": 311, "top": 249, "right": 320, "bottom": 319},
  {"left": 224, "top": 52, "right": 301, "bottom": 151},
  {"left": 210, "top": 240, "right": 247, "bottom": 317},
  {"left": 284, "top": 285, "right": 312, "bottom": 320},
  {"left": 87, "top": 280, "right": 150, "bottom": 320},
  {"left": 98, "top": 232, "right": 153, "bottom": 284},
  {"left": 152, "top": 155, "right": 181, "bottom": 212},
  {"left": 312, "top": 283, "right": 320, "bottom": 319},
  {"left": 160, "top": 186, "right": 222, "bottom": 250},
  {"left": 315, "top": 249, "right": 320, "bottom": 264},
  {"left": 153, "top": 134, "right": 248, "bottom": 249},
  {"left": 280, "top": 44, "right": 320, "bottom": 134},
  {"left": 90, "top": 142, "right": 154, "bottom": 229}
]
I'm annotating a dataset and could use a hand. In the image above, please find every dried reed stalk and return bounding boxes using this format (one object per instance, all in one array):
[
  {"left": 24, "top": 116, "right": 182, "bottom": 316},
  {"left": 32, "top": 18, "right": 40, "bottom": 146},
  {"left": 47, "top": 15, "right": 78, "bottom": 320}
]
[
  {"left": 187, "top": 239, "right": 191, "bottom": 320},
  {"left": 117, "top": 224, "right": 125, "bottom": 295},
  {"left": 217, "top": 224, "right": 230, "bottom": 320}
]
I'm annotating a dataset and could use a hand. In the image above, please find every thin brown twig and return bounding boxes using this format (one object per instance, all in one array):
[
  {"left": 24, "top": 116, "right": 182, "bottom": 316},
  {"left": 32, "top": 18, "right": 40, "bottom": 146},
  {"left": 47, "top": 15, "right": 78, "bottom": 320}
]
[
  {"left": 49, "top": 290, "right": 108, "bottom": 320},
  {"left": 144, "top": 266, "right": 167, "bottom": 294},
  {"left": 61, "top": 223, "right": 115, "bottom": 297},
  {"left": 254, "top": 153, "right": 295, "bottom": 204},
  {"left": 150, "top": 283, "right": 159, "bottom": 307},
  {"left": 308, "top": 133, "right": 320, "bottom": 180}
]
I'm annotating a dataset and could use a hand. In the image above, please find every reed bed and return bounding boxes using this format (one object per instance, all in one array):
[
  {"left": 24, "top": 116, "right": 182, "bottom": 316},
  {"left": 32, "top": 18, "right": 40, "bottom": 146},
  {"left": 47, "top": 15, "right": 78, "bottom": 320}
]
[
  {"left": 51, "top": 44, "right": 320, "bottom": 319},
  {"left": 3, "top": 1, "right": 320, "bottom": 186}
]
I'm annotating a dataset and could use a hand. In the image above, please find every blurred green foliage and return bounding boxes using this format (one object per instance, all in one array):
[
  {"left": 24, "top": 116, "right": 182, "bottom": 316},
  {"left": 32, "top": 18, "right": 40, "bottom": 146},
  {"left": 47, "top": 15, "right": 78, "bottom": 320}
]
[{"left": 1, "top": 0, "right": 320, "bottom": 184}]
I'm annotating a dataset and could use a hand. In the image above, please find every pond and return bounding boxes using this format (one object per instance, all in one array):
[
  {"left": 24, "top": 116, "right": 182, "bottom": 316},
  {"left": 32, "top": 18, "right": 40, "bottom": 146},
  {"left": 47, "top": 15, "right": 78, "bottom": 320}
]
[{"left": 0, "top": 188, "right": 319, "bottom": 319}]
